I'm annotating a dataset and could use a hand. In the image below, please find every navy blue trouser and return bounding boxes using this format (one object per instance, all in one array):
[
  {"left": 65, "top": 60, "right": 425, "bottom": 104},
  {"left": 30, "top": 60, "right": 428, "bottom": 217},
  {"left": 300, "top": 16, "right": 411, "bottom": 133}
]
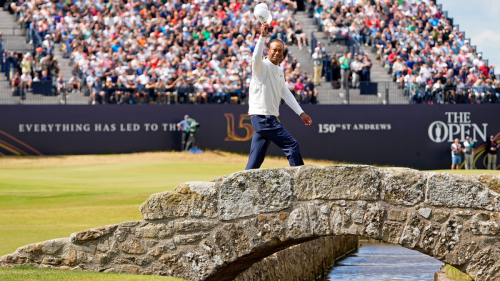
[{"left": 245, "top": 115, "right": 304, "bottom": 170}]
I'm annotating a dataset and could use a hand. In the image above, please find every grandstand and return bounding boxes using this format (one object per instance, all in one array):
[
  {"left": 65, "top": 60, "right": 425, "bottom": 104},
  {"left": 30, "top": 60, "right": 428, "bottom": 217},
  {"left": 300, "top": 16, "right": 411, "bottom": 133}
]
[{"left": 0, "top": 0, "right": 498, "bottom": 105}]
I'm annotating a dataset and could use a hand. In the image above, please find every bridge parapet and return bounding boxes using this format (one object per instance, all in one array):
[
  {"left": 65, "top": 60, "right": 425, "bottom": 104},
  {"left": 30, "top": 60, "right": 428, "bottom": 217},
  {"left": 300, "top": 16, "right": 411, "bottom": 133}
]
[{"left": 2, "top": 165, "right": 500, "bottom": 281}]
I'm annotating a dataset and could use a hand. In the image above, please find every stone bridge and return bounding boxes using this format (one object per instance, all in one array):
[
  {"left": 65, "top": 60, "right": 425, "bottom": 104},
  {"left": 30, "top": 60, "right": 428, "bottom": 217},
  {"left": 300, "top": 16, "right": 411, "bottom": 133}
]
[{"left": 2, "top": 165, "right": 500, "bottom": 281}]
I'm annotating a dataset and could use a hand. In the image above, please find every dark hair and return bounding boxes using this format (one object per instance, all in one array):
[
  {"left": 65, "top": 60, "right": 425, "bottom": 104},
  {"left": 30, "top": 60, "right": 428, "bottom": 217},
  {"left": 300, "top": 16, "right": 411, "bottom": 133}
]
[{"left": 267, "top": 38, "right": 285, "bottom": 50}]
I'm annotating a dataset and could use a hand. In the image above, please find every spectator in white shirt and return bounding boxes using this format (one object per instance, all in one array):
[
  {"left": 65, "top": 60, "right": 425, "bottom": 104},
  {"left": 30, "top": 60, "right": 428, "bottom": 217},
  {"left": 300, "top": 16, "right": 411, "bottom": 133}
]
[
  {"left": 473, "top": 54, "right": 484, "bottom": 68},
  {"left": 20, "top": 70, "right": 32, "bottom": 90},
  {"left": 420, "top": 64, "right": 432, "bottom": 81},
  {"left": 460, "top": 40, "right": 472, "bottom": 53},
  {"left": 350, "top": 56, "right": 362, "bottom": 88}
]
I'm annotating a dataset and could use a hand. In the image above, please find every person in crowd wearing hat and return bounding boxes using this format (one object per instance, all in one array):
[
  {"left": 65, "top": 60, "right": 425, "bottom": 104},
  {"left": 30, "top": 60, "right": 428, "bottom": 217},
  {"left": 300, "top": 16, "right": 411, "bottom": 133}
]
[
  {"left": 486, "top": 135, "right": 498, "bottom": 170},
  {"left": 451, "top": 138, "right": 463, "bottom": 170},
  {"left": 463, "top": 136, "right": 475, "bottom": 170},
  {"left": 42, "top": 34, "right": 53, "bottom": 54},
  {"left": 312, "top": 47, "right": 323, "bottom": 86},
  {"left": 245, "top": 17, "right": 312, "bottom": 170}
]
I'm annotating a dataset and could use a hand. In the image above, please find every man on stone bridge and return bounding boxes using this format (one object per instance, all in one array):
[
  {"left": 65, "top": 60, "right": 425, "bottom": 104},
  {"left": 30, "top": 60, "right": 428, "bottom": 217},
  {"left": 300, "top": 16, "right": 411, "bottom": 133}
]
[{"left": 245, "top": 14, "right": 312, "bottom": 170}]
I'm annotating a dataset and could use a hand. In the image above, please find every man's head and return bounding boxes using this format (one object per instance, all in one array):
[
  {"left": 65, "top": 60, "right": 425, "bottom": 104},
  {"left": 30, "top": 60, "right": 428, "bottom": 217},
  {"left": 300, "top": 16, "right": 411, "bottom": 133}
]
[
  {"left": 491, "top": 135, "right": 495, "bottom": 141},
  {"left": 466, "top": 136, "right": 471, "bottom": 142},
  {"left": 455, "top": 138, "right": 459, "bottom": 144},
  {"left": 184, "top": 115, "right": 189, "bottom": 121},
  {"left": 267, "top": 39, "right": 284, "bottom": 65}
]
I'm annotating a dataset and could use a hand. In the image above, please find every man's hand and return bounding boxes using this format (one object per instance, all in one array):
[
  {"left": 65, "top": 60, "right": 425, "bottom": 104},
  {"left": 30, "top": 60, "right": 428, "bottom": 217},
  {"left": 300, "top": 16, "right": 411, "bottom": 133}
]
[
  {"left": 300, "top": 113, "right": 312, "bottom": 126},
  {"left": 260, "top": 22, "right": 269, "bottom": 37}
]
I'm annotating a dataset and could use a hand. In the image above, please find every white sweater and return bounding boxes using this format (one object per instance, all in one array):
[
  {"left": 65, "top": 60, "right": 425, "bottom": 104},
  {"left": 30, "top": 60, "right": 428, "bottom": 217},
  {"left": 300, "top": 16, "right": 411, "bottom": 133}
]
[{"left": 248, "top": 36, "right": 304, "bottom": 117}]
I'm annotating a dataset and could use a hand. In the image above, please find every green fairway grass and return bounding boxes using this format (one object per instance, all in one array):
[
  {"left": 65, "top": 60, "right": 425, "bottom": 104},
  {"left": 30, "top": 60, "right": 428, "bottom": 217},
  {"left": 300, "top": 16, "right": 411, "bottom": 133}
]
[
  {"left": 427, "top": 170, "right": 500, "bottom": 175},
  {"left": 0, "top": 152, "right": 499, "bottom": 280},
  {"left": 0, "top": 266, "right": 181, "bottom": 281},
  {"left": 0, "top": 161, "right": 254, "bottom": 256}
]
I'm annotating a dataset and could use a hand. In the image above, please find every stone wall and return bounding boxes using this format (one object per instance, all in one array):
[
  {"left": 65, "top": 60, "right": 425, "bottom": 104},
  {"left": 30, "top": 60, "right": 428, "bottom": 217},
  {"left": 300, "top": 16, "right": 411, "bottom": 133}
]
[
  {"left": 2, "top": 165, "right": 500, "bottom": 281},
  {"left": 234, "top": 236, "right": 358, "bottom": 281}
]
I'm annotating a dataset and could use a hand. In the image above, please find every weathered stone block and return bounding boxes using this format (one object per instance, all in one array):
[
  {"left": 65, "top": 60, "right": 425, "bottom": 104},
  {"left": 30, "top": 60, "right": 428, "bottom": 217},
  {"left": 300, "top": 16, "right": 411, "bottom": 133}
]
[
  {"left": 473, "top": 174, "right": 500, "bottom": 194},
  {"left": 287, "top": 207, "right": 311, "bottom": 239},
  {"left": 42, "top": 257, "right": 62, "bottom": 265},
  {"left": 387, "top": 209, "right": 407, "bottom": 222},
  {"left": 61, "top": 246, "right": 77, "bottom": 266},
  {"left": 294, "top": 165, "right": 381, "bottom": 201},
  {"left": 121, "top": 265, "right": 140, "bottom": 274},
  {"left": 71, "top": 225, "right": 117, "bottom": 244},
  {"left": 41, "top": 239, "right": 67, "bottom": 255},
  {"left": 382, "top": 168, "right": 426, "bottom": 206},
  {"left": 400, "top": 213, "right": 423, "bottom": 248},
  {"left": 140, "top": 182, "right": 218, "bottom": 220},
  {"left": 418, "top": 223, "right": 440, "bottom": 254},
  {"left": 174, "top": 233, "right": 205, "bottom": 245},
  {"left": 363, "top": 203, "right": 385, "bottom": 239},
  {"left": 433, "top": 210, "right": 450, "bottom": 223},
  {"left": 470, "top": 213, "right": 500, "bottom": 235},
  {"left": 174, "top": 220, "right": 216, "bottom": 232},
  {"left": 330, "top": 207, "right": 343, "bottom": 235},
  {"left": 418, "top": 208, "right": 432, "bottom": 219},
  {"left": 120, "top": 221, "right": 139, "bottom": 227},
  {"left": 382, "top": 222, "right": 404, "bottom": 244},
  {"left": 135, "top": 224, "right": 173, "bottom": 239},
  {"left": 119, "top": 238, "right": 146, "bottom": 254},
  {"left": 307, "top": 203, "right": 330, "bottom": 235},
  {"left": 219, "top": 169, "right": 294, "bottom": 220},
  {"left": 352, "top": 210, "right": 365, "bottom": 224},
  {"left": 426, "top": 173, "right": 493, "bottom": 210}
]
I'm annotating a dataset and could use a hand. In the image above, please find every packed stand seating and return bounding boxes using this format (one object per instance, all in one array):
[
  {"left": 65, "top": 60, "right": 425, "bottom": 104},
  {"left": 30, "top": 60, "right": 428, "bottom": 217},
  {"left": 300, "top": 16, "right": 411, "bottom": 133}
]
[
  {"left": 310, "top": 0, "right": 499, "bottom": 104},
  {"left": 1, "top": 44, "right": 61, "bottom": 98},
  {"left": 6, "top": 0, "right": 320, "bottom": 105}
]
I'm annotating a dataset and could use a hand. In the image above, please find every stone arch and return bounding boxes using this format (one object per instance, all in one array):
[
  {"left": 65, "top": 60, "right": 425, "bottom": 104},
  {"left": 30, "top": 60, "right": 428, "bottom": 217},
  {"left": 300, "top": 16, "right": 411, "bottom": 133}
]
[{"left": 2, "top": 165, "right": 500, "bottom": 281}]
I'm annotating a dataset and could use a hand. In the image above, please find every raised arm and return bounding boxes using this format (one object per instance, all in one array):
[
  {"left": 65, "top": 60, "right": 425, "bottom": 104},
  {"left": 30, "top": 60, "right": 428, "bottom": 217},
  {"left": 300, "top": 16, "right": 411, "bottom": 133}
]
[
  {"left": 281, "top": 80, "right": 312, "bottom": 125},
  {"left": 252, "top": 22, "right": 269, "bottom": 78}
]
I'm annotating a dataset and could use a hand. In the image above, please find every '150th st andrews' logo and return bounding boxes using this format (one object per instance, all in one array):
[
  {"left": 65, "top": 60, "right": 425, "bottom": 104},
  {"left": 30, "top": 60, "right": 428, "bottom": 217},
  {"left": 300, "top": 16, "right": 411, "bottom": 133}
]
[
  {"left": 224, "top": 114, "right": 254, "bottom": 141},
  {"left": 428, "top": 112, "right": 488, "bottom": 143}
]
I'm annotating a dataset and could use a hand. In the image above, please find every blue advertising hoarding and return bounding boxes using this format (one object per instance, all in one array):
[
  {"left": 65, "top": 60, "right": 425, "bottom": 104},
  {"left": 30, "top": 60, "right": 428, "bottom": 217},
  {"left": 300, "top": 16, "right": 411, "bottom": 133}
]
[{"left": 0, "top": 105, "right": 497, "bottom": 170}]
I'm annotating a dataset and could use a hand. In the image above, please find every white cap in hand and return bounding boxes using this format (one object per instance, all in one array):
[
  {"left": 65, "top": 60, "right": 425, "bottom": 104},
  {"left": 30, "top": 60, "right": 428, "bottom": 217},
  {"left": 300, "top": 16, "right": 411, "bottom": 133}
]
[{"left": 254, "top": 3, "right": 272, "bottom": 24}]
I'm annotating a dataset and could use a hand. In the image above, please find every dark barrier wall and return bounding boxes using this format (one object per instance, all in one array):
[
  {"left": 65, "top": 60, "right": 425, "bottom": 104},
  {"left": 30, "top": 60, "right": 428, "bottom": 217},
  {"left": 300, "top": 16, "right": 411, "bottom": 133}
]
[{"left": 0, "top": 105, "right": 498, "bottom": 170}]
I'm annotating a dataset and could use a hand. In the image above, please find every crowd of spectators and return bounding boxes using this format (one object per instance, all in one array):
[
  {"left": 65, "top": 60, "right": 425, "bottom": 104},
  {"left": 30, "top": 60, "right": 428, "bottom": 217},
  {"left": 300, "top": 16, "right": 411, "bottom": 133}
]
[
  {"left": 311, "top": 0, "right": 499, "bottom": 104},
  {"left": 7, "top": 0, "right": 320, "bottom": 104},
  {"left": 3, "top": 46, "right": 60, "bottom": 97}
]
